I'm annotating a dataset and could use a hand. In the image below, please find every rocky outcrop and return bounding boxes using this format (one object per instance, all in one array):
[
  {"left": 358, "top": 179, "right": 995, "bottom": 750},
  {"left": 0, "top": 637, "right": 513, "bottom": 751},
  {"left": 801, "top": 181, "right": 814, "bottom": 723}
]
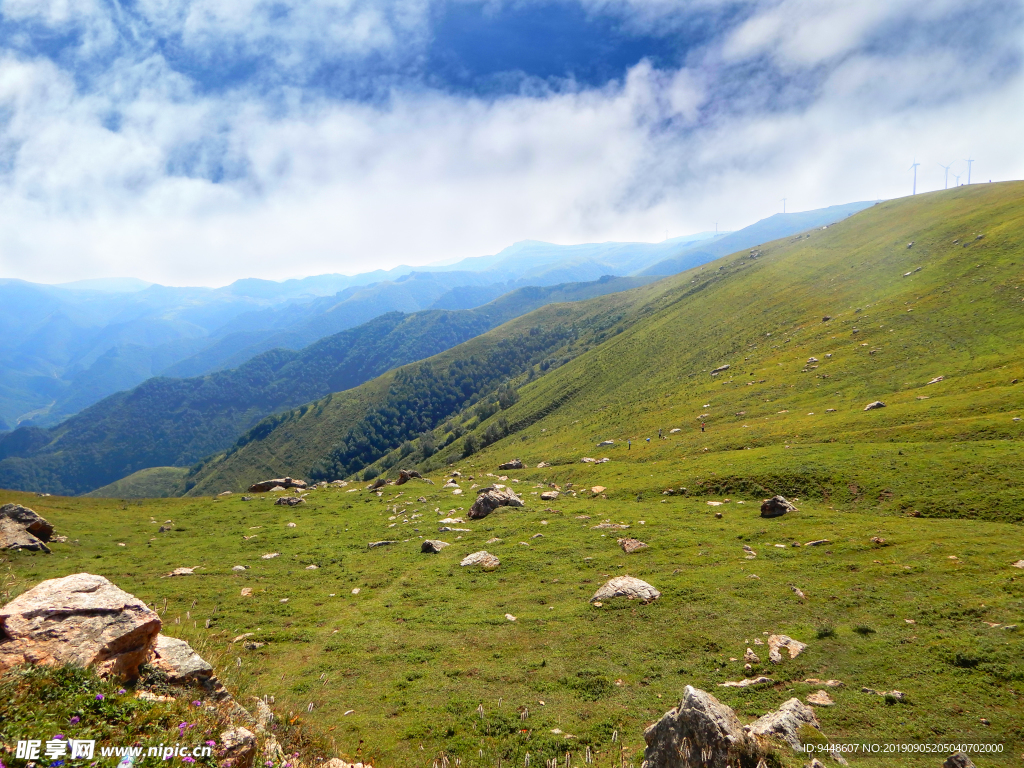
[
  {"left": 468, "top": 487, "right": 524, "bottom": 519},
  {"left": 274, "top": 496, "right": 304, "bottom": 506},
  {"left": 217, "top": 727, "right": 257, "bottom": 768},
  {"left": 498, "top": 459, "right": 524, "bottom": 470},
  {"left": 746, "top": 698, "right": 820, "bottom": 751},
  {"left": 396, "top": 469, "right": 423, "bottom": 485},
  {"left": 760, "top": 495, "right": 797, "bottom": 518},
  {"left": 0, "top": 573, "right": 161, "bottom": 678},
  {"left": 767, "top": 634, "right": 807, "bottom": 663},
  {"left": 147, "top": 634, "right": 228, "bottom": 700},
  {"left": 368, "top": 477, "right": 389, "bottom": 490},
  {"left": 0, "top": 517, "right": 51, "bottom": 553},
  {"left": 0, "top": 504, "right": 54, "bottom": 541},
  {"left": 248, "top": 477, "right": 306, "bottom": 493},
  {"left": 641, "top": 685, "right": 752, "bottom": 768},
  {"left": 421, "top": 539, "right": 450, "bottom": 553},
  {"left": 590, "top": 576, "right": 660, "bottom": 604}
]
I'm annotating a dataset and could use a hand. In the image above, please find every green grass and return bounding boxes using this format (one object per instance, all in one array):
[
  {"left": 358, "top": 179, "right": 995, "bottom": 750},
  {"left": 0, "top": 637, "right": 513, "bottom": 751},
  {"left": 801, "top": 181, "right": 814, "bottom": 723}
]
[
  {"left": 2, "top": 480, "right": 1021, "bottom": 767},
  {"left": 83, "top": 467, "right": 189, "bottom": 498}
]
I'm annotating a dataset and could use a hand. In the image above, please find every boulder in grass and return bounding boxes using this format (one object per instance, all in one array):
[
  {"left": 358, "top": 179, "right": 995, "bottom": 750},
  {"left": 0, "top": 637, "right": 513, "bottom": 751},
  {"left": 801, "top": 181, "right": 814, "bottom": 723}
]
[
  {"left": 590, "top": 576, "right": 660, "bottom": 604},
  {"left": 468, "top": 487, "right": 524, "bottom": 519},
  {"left": 863, "top": 401, "right": 886, "bottom": 411},
  {"left": 718, "top": 677, "right": 773, "bottom": 688},
  {"left": 0, "top": 517, "right": 51, "bottom": 553},
  {"left": 760, "top": 495, "right": 796, "bottom": 518},
  {"left": 368, "top": 540, "right": 398, "bottom": 549},
  {"left": 943, "top": 753, "right": 977, "bottom": 768},
  {"left": 421, "top": 540, "right": 450, "bottom": 553},
  {"left": 460, "top": 551, "right": 500, "bottom": 570},
  {"left": 396, "top": 469, "right": 423, "bottom": 485},
  {"left": 147, "top": 634, "right": 229, "bottom": 700},
  {"left": 248, "top": 477, "right": 307, "bottom": 493},
  {"left": 746, "top": 698, "right": 820, "bottom": 751},
  {"left": 274, "top": 496, "right": 305, "bottom": 507},
  {"left": 0, "top": 504, "right": 53, "bottom": 541},
  {"left": 540, "top": 491, "right": 559, "bottom": 501},
  {"left": 368, "top": 477, "right": 389, "bottom": 490},
  {"left": 767, "top": 634, "right": 807, "bottom": 663},
  {"left": 618, "top": 538, "right": 648, "bottom": 554},
  {"left": 0, "top": 573, "right": 160, "bottom": 679},
  {"left": 498, "top": 459, "right": 524, "bottom": 470}
]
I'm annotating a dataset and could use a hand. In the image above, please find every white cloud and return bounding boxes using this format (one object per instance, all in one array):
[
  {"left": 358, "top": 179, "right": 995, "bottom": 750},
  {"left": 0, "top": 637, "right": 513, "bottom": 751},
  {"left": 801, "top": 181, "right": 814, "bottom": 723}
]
[{"left": 0, "top": 0, "right": 1021, "bottom": 285}]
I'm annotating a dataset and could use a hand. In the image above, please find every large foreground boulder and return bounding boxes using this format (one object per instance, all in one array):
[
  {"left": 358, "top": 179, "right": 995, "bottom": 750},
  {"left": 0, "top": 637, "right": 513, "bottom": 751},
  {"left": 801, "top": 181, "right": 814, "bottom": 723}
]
[
  {"left": 468, "top": 487, "right": 524, "bottom": 519},
  {"left": 248, "top": 477, "right": 307, "bottom": 493},
  {"left": 590, "top": 576, "right": 660, "bottom": 604},
  {"left": 0, "top": 573, "right": 161, "bottom": 678},
  {"left": 760, "top": 495, "right": 797, "bottom": 518},
  {"left": 0, "top": 504, "right": 54, "bottom": 541},
  {"left": 641, "top": 685, "right": 752, "bottom": 768}
]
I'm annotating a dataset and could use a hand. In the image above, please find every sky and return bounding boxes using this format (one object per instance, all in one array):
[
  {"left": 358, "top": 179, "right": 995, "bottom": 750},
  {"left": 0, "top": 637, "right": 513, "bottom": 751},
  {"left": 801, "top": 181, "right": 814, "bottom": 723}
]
[{"left": 0, "top": 0, "right": 1021, "bottom": 286}]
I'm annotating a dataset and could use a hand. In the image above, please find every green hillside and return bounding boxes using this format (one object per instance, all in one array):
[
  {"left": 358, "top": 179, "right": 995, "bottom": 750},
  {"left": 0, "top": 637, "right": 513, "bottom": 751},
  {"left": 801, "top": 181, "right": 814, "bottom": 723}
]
[
  {"left": 0, "top": 276, "right": 649, "bottom": 497},
  {"left": 196, "top": 183, "right": 1024, "bottom": 522},
  {"left": 82, "top": 466, "right": 189, "bottom": 498}
]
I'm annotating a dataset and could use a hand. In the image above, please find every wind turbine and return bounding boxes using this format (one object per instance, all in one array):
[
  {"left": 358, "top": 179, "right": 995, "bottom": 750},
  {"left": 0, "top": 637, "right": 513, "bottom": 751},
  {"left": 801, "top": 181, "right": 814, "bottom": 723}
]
[
  {"left": 938, "top": 162, "right": 953, "bottom": 190},
  {"left": 781, "top": 198, "right": 787, "bottom": 213},
  {"left": 909, "top": 159, "right": 920, "bottom": 195},
  {"left": 965, "top": 157, "right": 974, "bottom": 185},
  {"left": 953, "top": 172, "right": 962, "bottom": 187}
]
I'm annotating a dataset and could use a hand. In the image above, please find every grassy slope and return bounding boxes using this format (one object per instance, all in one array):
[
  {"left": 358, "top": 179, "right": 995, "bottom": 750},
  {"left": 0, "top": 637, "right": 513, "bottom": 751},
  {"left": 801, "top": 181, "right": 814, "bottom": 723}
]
[
  {"left": 82, "top": 466, "right": 189, "bottom": 498},
  {"left": 387, "top": 182, "right": 1024, "bottom": 523}
]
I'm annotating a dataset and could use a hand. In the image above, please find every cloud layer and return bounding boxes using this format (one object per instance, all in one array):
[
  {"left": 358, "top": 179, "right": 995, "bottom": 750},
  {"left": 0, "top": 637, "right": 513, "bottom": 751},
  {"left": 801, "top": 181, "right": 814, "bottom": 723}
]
[{"left": 0, "top": 0, "right": 1021, "bottom": 285}]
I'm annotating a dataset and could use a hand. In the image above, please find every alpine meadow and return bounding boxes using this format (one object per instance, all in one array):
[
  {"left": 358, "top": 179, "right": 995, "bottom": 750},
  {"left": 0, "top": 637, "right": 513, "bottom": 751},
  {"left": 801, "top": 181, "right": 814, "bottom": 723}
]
[{"left": 1, "top": 183, "right": 1022, "bottom": 768}]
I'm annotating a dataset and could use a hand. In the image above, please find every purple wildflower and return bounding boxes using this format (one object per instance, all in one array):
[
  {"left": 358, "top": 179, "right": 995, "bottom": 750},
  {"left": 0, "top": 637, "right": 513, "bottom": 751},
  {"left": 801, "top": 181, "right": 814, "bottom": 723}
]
[
  {"left": 52, "top": 735, "right": 65, "bottom": 740},
  {"left": 69, "top": 716, "right": 81, "bottom": 724},
  {"left": 118, "top": 689, "right": 126, "bottom": 695},
  {"left": 95, "top": 694, "right": 105, "bottom": 701},
  {"left": 182, "top": 758, "right": 196, "bottom": 764},
  {"left": 164, "top": 755, "right": 173, "bottom": 761},
  {"left": 192, "top": 700, "right": 202, "bottom": 707},
  {"left": 205, "top": 741, "right": 216, "bottom": 747}
]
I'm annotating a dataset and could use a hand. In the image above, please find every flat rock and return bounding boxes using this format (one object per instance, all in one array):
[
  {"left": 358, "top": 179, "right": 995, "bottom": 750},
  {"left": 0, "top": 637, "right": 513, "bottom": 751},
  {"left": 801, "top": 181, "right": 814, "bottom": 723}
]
[
  {"left": 261, "top": 552, "right": 280, "bottom": 559},
  {"left": 592, "top": 522, "right": 630, "bottom": 530},
  {"left": 421, "top": 539, "right": 450, "bottom": 553},
  {"left": 806, "top": 690, "right": 834, "bottom": 706},
  {"left": 536, "top": 462, "right": 551, "bottom": 468},
  {"left": 641, "top": 685, "right": 751, "bottom": 768},
  {"left": 1012, "top": 560, "right": 1024, "bottom": 569},
  {"left": 805, "top": 539, "right": 832, "bottom": 547},
  {"left": 718, "top": 676, "right": 772, "bottom": 688},
  {"left": 368, "top": 540, "right": 398, "bottom": 549},
  {"left": 760, "top": 495, "right": 797, "bottom": 518},
  {"left": 618, "top": 538, "right": 648, "bottom": 554},
  {"left": 248, "top": 477, "right": 307, "bottom": 493},
  {"left": 498, "top": 459, "right": 524, "bottom": 470},
  {"left": 274, "top": 496, "right": 304, "bottom": 506},
  {"left": 767, "top": 634, "right": 807, "bottom": 663},
  {"left": 0, "top": 573, "right": 160, "bottom": 678},
  {"left": 590, "top": 576, "right": 660, "bottom": 604},
  {"left": 746, "top": 698, "right": 820, "bottom": 751},
  {"left": 540, "top": 491, "right": 559, "bottom": 501},
  {"left": 591, "top": 485, "right": 606, "bottom": 494},
  {"left": 460, "top": 551, "right": 500, "bottom": 570},
  {"left": 468, "top": 487, "right": 524, "bottom": 519},
  {"left": 863, "top": 401, "right": 886, "bottom": 411},
  {"left": 163, "top": 567, "right": 197, "bottom": 577},
  {"left": 0, "top": 503, "right": 53, "bottom": 541}
]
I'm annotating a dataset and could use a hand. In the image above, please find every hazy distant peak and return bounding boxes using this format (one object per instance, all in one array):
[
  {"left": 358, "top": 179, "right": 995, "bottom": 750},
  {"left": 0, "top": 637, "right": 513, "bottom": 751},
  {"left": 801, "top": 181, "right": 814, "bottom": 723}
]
[{"left": 54, "top": 277, "right": 155, "bottom": 293}]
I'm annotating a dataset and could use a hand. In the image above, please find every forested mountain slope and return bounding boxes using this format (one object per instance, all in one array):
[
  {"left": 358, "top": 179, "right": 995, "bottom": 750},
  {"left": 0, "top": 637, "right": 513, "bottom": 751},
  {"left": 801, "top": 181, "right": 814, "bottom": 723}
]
[{"left": 0, "top": 276, "right": 651, "bottom": 495}]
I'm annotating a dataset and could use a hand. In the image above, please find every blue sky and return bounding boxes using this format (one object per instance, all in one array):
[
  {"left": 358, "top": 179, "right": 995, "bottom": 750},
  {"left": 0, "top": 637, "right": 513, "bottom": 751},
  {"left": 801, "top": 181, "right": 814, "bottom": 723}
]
[{"left": 0, "top": 0, "right": 1022, "bottom": 285}]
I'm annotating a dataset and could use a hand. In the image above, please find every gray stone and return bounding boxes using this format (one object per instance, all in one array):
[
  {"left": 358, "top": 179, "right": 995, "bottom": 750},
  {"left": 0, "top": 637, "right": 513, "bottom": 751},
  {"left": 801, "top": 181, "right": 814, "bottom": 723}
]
[
  {"left": 943, "top": 753, "right": 976, "bottom": 768},
  {"left": 590, "top": 576, "right": 660, "bottom": 604},
  {"left": 248, "top": 477, "right": 307, "bottom": 493},
  {"left": 421, "top": 539, "right": 450, "bottom": 553},
  {"left": 498, "top": 459, "right": 524, "bottom": 470},
  {"left": 468, "top": 487, "right": 524, "bottom": 519},
  {"left": 746, "top": 698, "right": 820, "bottom": 751},
  {"left": 0, "top": 517, "right": 50, "bottom": 553},
  {"left": 0, "top": 504, "right": 53, "bottom": 541},
  {"left": 217, "top": 727, "right": 257, "bottom": 768},
  {"left": 147, "top": 633, "right": 229, "bottom": 700},
  {"left": 863, "top": 401, "right": 886, "bottom": 411},
  {"left": 761, "top": 495, "right": 797, "bottom": 518},
  {"left": 274, "top": 496, "right": 304, "bottom": 506},
  {"left": 460, "top": 551, "right": 500, "bottom": 570},
  {"left": 367, "top": 540, "right": 398, "bottom": 549},
  {"left": 618, "top": 538, "right": 649, "bottom": 554}
]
